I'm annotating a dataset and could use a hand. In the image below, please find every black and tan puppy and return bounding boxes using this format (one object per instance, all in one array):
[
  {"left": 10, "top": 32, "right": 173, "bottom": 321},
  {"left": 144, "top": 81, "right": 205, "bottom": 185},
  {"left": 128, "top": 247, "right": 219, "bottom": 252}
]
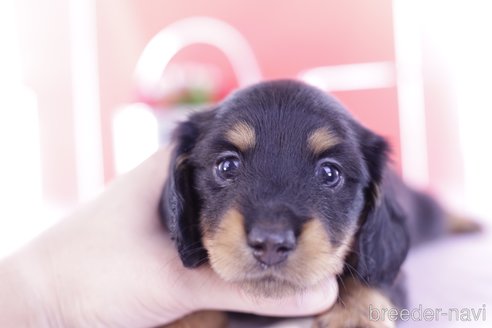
[{"left": 159, "top": 80, "right": 476, "bottom": 328}]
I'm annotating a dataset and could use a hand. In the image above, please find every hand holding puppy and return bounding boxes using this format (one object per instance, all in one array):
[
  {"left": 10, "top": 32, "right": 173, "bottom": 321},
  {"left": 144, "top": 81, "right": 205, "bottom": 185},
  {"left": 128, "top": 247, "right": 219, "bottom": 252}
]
[{"left": 0, "top": 148, "right": 337, "bottom": 328}]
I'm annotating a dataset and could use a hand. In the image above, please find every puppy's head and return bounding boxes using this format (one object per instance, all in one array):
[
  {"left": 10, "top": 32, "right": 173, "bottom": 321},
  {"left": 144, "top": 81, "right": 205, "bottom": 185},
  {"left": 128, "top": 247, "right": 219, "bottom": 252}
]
[{"left": 160, "top": 80, "right": 408, "bottom": 295}]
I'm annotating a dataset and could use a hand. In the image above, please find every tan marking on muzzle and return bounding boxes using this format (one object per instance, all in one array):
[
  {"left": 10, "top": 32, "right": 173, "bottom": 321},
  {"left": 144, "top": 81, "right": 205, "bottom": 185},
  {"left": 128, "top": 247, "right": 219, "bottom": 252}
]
[
  {"left": 285, "top": 218, "right": 353, "bottom": 288},
  {"left": 203, "top": 210, "right": 355, "bottom": 297},
  {"left": 202, "top": 208, "right": 252, "bottom": 282}
]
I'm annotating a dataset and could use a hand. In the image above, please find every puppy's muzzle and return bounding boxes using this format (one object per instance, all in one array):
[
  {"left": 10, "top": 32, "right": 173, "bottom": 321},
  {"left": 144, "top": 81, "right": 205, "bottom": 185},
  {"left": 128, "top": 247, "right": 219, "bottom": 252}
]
[
  {"left": 247, "top": 226, "right": 296, "bottom": 266},
  {"left": 244, "top": 203, "right": 303, "bottom": 267}
]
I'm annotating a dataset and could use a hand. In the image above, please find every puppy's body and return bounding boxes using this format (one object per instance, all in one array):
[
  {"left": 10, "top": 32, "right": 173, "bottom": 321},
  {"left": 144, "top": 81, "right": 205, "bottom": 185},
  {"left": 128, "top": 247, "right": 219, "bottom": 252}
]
[{"left": 159, "top": 80, "right": 469, "bottom": 327}]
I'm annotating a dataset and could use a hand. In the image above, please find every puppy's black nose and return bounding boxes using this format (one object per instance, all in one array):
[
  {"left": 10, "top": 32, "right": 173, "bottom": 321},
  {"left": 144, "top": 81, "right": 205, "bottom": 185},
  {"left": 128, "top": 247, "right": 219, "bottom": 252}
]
[{"left": 247, "top": 227, "right": 296, "bottom": 266}]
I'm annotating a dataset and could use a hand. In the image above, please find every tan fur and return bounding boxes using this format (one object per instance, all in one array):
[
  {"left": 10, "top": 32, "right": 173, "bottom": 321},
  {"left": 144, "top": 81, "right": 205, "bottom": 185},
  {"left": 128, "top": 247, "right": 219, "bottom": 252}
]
[
  {"left": 446, "top": 212, "right": 482, "bottom": 234},
  {"left": 202, "top": 208, "right": 251, "bottom": 282},
  {"left": 285, "top": 218, "right": 353, "bottom": 287},
  {"left": 308, "top": 127, "right": 340, "bottom": 155},
  {"left": 314, "top": 278, "right": 395, "bottom": 328},
  {"left": 226, "top": 121, "right": 256, "bottom": 151},
  {"left": 175, "top": 154, "right": 188, "bottom": 169},
  {"left": 162, "top": 310, "right": 227, "bottom": 328},
  {"left": 203, "top": 208, "right": 355, "bottom": 296}
]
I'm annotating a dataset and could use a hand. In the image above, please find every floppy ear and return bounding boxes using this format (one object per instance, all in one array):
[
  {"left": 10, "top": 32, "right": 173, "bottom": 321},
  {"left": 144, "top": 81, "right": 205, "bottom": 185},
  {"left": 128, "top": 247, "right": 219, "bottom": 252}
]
[
  {"left": 159, "top": 111, "right": 213, "bottom": 268},
  {"left": 353, "top": 127, "right": 410, "bottom": 286}
]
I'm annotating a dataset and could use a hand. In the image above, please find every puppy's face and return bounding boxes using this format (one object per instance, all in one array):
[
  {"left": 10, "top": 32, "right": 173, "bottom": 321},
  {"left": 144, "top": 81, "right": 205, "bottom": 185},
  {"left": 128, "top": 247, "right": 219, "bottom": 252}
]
[{"left": 161, "top": 80, "right": 407, "bottom": 296}]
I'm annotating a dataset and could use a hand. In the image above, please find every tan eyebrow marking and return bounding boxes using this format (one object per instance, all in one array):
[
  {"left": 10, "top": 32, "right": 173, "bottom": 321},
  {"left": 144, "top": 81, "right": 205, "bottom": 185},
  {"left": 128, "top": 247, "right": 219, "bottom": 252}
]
[
  {"left": 308, "top": 127, "right": 340, "bottom": 154},
  {"left": 225, "top": 121, "right": 256, "bottom": 151}
]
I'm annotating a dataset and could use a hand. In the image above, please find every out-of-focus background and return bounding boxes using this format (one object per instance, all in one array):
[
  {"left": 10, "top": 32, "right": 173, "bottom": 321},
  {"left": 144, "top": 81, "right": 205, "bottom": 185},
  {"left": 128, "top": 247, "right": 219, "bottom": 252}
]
[{"left": 0, "top": 0, "right": 491, "bottom": 326}]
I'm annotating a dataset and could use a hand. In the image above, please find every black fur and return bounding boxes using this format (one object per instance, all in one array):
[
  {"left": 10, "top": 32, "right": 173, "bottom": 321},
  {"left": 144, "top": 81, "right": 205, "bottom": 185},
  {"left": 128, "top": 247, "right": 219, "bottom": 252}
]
[
  {"left": 160, "top": 119, "right": 207, "bottom": 267},
  {"left": 354, "top": 185, "right": 410, "bottom": 285},
  {"left": 352, "top": 126, "right": 410, "bottom": 286}
]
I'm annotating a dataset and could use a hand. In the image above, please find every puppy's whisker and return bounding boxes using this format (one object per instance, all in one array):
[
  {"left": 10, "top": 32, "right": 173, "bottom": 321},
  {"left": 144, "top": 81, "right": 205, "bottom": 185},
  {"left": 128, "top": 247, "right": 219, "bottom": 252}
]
[{"left": 342, "top": 261, "right": 369, "bottom": 285}]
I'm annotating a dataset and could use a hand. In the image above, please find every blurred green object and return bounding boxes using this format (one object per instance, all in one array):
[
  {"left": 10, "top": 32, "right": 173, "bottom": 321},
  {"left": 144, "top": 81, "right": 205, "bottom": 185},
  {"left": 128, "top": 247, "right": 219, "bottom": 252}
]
[{"left": 179, "top": 87, "right": 212, "bottom": 105}]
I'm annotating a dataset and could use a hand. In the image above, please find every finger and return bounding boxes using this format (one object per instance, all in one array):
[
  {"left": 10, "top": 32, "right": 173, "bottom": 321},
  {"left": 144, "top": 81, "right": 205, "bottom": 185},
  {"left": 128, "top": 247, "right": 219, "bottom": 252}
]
[{"left": 189, "top": 267, "right": 338, "bottom": 317}]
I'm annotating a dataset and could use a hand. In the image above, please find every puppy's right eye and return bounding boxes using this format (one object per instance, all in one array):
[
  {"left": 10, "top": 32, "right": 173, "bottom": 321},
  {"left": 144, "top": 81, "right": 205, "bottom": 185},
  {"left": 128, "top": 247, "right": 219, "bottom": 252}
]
[
  {"left": 316, "top": 161, "right": 342, "bottom": 188},
  {"left": 215, "top": 156, "right": 240, "bottom": 181}
]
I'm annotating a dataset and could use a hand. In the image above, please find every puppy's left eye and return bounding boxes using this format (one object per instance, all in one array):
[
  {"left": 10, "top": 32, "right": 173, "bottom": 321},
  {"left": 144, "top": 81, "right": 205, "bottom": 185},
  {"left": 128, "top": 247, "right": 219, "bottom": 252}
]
[
  {"left": 216, "top": 156, "right": 241, "bottom": 181},
  {"left": 317, "top": 162, "right": 342, "bottom": 187}
]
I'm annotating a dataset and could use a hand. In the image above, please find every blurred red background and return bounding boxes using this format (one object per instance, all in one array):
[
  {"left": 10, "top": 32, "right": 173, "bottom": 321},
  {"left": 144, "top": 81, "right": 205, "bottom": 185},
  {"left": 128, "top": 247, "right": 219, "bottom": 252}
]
[
  {"left": 2, "top": 0, "right": 491, "bottom": 257},
  {"left": 16, "top": 0, "right": 401, "bottom": 201}
]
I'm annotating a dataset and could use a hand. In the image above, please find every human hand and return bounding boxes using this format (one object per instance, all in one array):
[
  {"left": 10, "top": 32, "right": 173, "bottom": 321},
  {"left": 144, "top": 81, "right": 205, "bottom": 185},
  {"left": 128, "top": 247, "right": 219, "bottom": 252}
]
[{"left": 0, "top": 148, "right": 338, "bottom": 328}]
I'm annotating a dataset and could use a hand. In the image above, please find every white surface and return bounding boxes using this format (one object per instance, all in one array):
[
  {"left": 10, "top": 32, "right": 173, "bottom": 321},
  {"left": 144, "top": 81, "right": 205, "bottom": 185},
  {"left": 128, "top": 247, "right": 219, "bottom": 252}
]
[
  {"left": 401, "top": 227, "right": 492, "bottom": 327},
  {"left": 392, "top": 0, "right": 429, "bottom": 189},
  {"left": 299, "top": 62, "right": 395, "bottom": 92},
  {"left": 69, "top": 0, "right": 104, "bottom": 202},
  {"left": 135, "top": 16, "right": 261, "bottom": 98},
  {"left": 112, "top": 103, "right": 159, "bottom": 175}
]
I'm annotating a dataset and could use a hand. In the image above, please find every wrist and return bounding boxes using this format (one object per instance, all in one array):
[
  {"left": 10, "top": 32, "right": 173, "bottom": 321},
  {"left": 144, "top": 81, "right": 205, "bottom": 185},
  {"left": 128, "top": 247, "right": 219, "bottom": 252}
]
[{"left": 0, "top": 252, "right": 54, "bottom": 327}]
